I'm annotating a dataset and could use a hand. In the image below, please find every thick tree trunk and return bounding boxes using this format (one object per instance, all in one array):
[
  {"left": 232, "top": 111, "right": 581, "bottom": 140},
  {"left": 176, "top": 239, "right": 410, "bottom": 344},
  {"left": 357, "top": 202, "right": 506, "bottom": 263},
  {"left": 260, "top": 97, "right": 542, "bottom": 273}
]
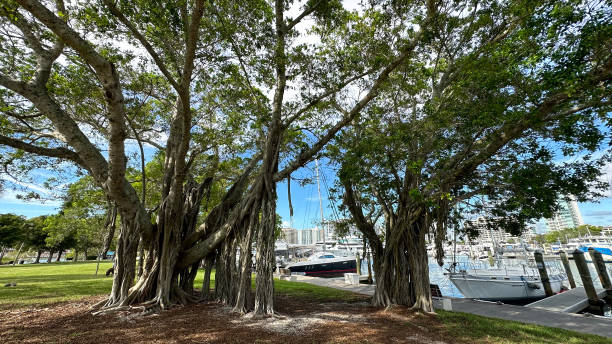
[
  {"left": 73, "top": 250, "right": 78, "bottom": 262},
  {"left": 56, "top": 250, "right": 62, "bottom": 262},
  {"left": 233, "top": 215, "right": 256, "bottom": 313},
  {"left": 48, "top": 250, "right": 55, "bottom": 263},
  {"left": 371, "top": 233, "right": 412, "bottom": 307},
  {"left": 201, "top": 256, "right": 214, "bottom": 300},
  {"left": 214, "top": 238, "right": 232, "bottom": 303},
  {"left": 35, "top": 250, "right": 42, "bottom": 264},
  {"left": 106, "top": 215, "right": 140, "bottom": 307},
  {"left": 406, "top": 219, "right": 434, "bottom": 313},
  {"left": 0, "top": 247, "right": 5, "bottom": 264},
  {"left": 254, "top": 192, "right": 277, "bottom": 316}
]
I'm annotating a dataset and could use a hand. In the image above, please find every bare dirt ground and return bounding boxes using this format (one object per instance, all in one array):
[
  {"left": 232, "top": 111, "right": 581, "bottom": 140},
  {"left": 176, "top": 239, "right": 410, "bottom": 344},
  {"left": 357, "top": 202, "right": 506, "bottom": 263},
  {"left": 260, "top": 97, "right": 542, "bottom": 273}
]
[{"left": 0, "top": 294, "right": 454, "bottom": 344}]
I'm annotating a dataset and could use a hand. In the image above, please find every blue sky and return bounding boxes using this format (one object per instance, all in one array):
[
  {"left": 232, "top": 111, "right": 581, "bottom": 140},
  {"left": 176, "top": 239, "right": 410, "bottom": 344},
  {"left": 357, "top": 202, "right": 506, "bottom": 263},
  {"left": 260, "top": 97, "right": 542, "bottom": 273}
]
[{"left": 2, "top": 159, "right": 610, "bottom": 232}]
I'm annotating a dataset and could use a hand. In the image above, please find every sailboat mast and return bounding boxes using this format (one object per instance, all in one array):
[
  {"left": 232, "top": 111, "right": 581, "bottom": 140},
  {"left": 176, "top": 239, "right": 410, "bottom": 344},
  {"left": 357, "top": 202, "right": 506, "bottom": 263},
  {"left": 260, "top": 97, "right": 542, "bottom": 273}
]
[{"left": 316, "top": 159, "right": 327, "bottom": 250}]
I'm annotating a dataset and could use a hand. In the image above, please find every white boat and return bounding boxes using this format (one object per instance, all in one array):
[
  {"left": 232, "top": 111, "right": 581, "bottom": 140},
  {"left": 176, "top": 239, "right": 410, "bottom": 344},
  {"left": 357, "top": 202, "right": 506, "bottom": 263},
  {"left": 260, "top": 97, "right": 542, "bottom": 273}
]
[
  {"left": 563, "top": 236, "right": 612, "bottom": 262},
  {"left": 447, "top": 264, "right": 568, "bottom": 301}
]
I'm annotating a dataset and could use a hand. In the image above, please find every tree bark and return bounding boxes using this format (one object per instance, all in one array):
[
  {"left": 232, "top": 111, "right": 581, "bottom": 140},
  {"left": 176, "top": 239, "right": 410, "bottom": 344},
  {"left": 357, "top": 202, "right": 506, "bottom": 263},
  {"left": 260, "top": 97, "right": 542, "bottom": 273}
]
[
  {"left": 254, "top": 191, "right": 277, "bottom": 315},
  {"left": 35, "top": 250, "right": 42, "bottom": 264},
  {"left": 106, "top": 215, "right": 140, "bottom": 307},
  {"left": 406, "top": 217, "right": 434, "bottom": 313},
  {"left": 201, "top": 256, "right": 214, "bottom": 300},
  {"left": 233, "top": 214, "right": 256, "bottom": 313}
]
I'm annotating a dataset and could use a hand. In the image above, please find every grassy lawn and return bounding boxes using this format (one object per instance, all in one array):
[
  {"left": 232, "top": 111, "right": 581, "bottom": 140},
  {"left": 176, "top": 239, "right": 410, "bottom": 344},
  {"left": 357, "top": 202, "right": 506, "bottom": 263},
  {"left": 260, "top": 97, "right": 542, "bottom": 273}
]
[
  {"left": 1, "top": 262, "right": 610, "bottom": 343},
  {"left": 437, "top": 310, "right": 612, "bottom": 344},
  {"left": 0, "top": 261, "right": 361, "bottom": 310},
  {"left": 0, "top": 261, "right": 113, "bottom": 309}
]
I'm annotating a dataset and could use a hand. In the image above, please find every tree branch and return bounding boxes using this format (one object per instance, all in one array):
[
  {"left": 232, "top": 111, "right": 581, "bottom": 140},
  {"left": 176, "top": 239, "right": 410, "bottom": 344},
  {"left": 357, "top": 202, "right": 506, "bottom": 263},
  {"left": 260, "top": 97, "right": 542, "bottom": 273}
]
[
  {"left": 275, "top": 27, "right": 427, "bottom": 181},
  {"left": 285, "top": 0, "right": 323, "bottom": 32},
  {"left": 101, "top": 0, "right": 180, "bottom": 92},
  {"left": 0, "top": 134, "right": 85, "bottom": 166}
]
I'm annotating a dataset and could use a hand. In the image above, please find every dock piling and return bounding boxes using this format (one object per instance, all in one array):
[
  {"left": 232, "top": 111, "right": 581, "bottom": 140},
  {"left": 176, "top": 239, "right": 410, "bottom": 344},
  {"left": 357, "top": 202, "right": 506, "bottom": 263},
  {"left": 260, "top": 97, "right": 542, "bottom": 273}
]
[
  {"left": 559, "top": 251, "right": 576, "bottom": 289},
  {"left": 588, "top": 248, "right": 611, "bottom": 290},
  {"left": 534, "top": 251, "right": 553, "bottom": 297},
  {"left": 573, "top": 249, "right": 606, "bottom": 315},
  {"left": 588, "top": 248, "right": 612, "bottom": 302}
]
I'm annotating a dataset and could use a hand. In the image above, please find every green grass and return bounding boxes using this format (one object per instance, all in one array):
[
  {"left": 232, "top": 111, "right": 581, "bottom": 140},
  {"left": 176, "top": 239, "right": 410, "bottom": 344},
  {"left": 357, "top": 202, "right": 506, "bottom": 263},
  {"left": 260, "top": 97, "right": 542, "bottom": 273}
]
[
  {"left": 437, "top": 310, "right": 612, "bottom": 344},
  {"left": 0, "top": 262, "right": 361, "bottom": 310},
  {"left": 0, "top": 261, "right": 113, "bottom": 309},
  {"left": 272, "top": 278, "right": 365, "bottom": 302}
]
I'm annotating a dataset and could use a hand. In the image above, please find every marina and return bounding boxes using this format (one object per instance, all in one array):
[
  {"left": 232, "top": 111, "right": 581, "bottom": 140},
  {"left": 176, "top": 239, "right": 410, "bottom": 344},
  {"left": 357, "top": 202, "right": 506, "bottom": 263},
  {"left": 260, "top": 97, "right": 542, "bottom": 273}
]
[{"left": 275, "top": 242, "right": 612, "bottom": 339}]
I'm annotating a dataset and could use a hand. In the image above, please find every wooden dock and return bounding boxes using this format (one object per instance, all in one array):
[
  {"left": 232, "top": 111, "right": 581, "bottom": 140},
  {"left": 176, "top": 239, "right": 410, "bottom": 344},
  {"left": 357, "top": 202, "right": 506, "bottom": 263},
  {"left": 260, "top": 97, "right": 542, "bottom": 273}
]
[{"left": 525, "top": 287, "right": 607, "bottom": 313}]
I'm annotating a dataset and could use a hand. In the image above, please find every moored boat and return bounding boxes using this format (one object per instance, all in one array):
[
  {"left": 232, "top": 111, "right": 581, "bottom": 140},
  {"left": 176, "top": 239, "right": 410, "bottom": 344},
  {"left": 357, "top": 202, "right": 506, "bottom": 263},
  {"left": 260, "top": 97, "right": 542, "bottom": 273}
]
[
  {"left": 447, "top": 266, "right": 568, "bottom": 301},
  {"left": 285, "top": 252, "right": 356, "bottom": 277}
]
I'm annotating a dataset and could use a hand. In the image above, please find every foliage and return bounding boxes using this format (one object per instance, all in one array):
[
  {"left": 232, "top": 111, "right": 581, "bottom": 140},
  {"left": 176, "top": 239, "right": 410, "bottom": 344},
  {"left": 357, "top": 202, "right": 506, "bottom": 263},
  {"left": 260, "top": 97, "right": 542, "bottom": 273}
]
[
  {"left": 532, "top": 225, "right": 603, "bottom": 244},
  {"left": 21, "top": 216, "right": 48, "bottom": 252},
  {"left": 0, "top": 213, "right": 25, "bottom": 248}
]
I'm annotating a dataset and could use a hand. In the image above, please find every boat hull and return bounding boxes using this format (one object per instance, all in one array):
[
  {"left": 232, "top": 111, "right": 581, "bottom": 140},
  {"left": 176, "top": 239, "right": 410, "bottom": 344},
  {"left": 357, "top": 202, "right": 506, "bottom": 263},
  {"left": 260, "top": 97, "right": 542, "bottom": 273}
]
[
  {"left": 288, "top": 259, "right": 356, "bottom": 278},
  {"left": 449, "top": 274, "right": 566, "bottom": 301}
]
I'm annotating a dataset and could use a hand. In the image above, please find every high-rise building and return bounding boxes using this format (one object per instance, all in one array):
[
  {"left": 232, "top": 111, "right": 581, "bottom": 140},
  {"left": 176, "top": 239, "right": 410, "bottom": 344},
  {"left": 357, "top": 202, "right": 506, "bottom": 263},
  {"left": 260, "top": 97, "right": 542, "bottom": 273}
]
[
  {"left": 465, "top": 217, "right": 535, "bottom": 244},
  {"left": 465, "top": 217, "right": 512, "bottom": 243},
  {"left": 545, "top": 196, "right": 584, "bottom": 232},
  {"left": 281, "top": 227, "right": 298, "bottom": 244}
]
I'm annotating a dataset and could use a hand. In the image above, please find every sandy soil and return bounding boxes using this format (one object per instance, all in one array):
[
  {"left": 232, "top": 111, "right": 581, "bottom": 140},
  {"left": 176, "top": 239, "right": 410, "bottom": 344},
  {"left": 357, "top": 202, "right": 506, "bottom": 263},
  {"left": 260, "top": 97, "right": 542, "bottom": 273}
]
[{"left": 0, "top": 294, "right": 454, "bottom": 343}]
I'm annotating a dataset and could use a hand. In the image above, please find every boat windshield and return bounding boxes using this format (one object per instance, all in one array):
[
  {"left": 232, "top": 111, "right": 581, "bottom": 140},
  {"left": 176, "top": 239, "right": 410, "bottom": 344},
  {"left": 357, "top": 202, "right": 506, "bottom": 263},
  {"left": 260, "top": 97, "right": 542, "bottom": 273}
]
[{"left": 319, "top": 254, "right": 335, "bottom": 259}]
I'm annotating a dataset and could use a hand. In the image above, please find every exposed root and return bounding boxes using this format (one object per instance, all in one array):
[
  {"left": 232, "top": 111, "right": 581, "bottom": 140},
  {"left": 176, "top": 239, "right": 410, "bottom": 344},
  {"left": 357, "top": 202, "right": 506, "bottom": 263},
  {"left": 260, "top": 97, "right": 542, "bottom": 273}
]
[
  {"left": 91, "top": 305, "right": 130, "bottom": 316},
  {"left": 90, "top": 298, "right": 109, "bottom": 311},
  {"left": 411, "top": 303, "right": 436, "bottom": 315}
]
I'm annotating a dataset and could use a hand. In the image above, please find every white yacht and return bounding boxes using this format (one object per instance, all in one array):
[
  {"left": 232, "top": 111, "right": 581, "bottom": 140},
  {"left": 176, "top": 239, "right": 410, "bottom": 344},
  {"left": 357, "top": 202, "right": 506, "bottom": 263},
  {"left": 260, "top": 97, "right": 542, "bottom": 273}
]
[{"left": 447, "top": 264, "right": 568, "bottom": 301}]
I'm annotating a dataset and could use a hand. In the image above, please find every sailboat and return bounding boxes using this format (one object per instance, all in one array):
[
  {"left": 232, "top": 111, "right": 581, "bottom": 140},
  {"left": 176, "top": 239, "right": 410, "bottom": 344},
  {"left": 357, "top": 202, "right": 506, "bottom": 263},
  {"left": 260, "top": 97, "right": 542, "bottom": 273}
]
[
  {"left": 446, "top": 229, "right": 568, "bottom": 301},
  {"left": 284, "top": 160, "right": 357, "bottom": 278}
]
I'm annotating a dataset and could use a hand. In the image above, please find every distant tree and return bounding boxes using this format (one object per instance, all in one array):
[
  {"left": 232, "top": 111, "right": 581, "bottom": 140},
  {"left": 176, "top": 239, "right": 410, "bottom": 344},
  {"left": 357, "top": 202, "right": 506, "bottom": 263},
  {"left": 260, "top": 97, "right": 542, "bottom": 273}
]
[
  {"left": 537, "top": 224, "right": 604, "bottom": 244},
  {"left": 0, "top": 213, "right": 25, "bottom": 263},
  {"left": 22, "top": 216, "right": 49, "bottom": 263}
]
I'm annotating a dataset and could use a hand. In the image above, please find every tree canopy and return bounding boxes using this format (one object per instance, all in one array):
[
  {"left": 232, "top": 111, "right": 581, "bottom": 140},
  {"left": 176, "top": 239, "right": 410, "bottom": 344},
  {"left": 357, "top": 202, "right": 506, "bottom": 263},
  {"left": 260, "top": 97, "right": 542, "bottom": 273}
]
[{"left": 0, "top": 0, "right": 610, "bottom": 314}]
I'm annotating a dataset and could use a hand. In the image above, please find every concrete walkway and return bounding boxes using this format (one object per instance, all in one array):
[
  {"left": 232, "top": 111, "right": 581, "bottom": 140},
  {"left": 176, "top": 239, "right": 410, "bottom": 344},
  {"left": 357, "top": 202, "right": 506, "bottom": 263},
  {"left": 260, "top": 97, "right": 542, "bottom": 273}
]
[
  {"left": 285, "top": 275, "right": 612, "bottom": 338},
  {"left": 526, "top": 287, "right": 607, "bottom": 312}
]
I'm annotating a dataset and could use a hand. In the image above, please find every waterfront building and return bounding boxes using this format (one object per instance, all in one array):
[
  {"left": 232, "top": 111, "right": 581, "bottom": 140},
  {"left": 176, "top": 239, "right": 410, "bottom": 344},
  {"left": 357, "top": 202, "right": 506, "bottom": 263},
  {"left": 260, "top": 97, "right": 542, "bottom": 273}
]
[
  {"left": 545, "top": 195, "right": 584, "bottom": 232},
  {"left": 281, "top": 227, "right": 298, "bottom": 244},
  {"left": 465, "top": 217, "right": 536, "bottom": 244}
]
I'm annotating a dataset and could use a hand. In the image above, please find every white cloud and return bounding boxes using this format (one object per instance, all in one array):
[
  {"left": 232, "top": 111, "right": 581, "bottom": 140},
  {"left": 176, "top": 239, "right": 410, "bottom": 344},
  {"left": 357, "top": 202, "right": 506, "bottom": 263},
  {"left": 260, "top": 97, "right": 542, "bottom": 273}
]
[
  {"left": 2, "top": 175, "right": 51, "bottom": 195},
  {"left": 0, "top": 189, "right": 61, "bottom": 207}
]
